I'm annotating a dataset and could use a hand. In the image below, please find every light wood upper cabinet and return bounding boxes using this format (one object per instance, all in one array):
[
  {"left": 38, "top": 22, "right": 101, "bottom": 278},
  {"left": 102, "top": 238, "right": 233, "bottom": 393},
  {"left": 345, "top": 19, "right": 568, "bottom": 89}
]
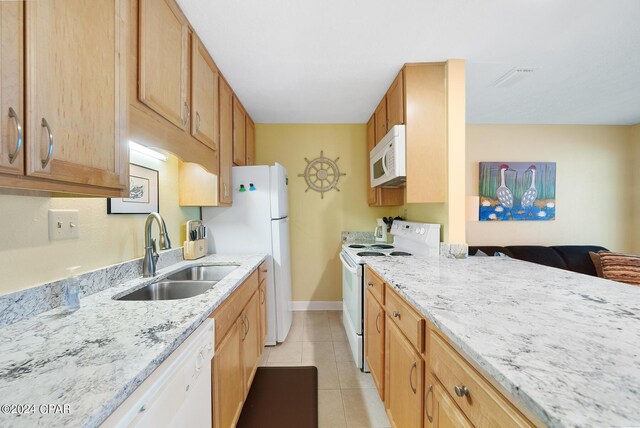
[
  {"left": 385, "top": 316, "right": 424, "bottom": 428},
  {"left": 138, "top": 0, "right": 188, "bottom": 130},
  {"left": 374, "top": 97, "right": 387, "bottom": 143},
  {"left": 25, "top": 0, "right": 127, "bottom": 190},
  {"left": 366, "top": 290, "right": 385, "bottom": 400},
  {"left": 232, "top": 98, "right": 246, "bottom": 166},
  {"left": 213, "top": 319, "right": 244, "bottom": 428},
  {"left": 0, "top": 1, "right": 24, "bottom": 176},
  {"left": 246, "top": 116, "right": 255, "bottom": 166},
  {"left": 218, "top": 77, "right": 233, "bottom": 205},
  {"left": 241, "top": 291, "right": 261, "bottom": 396},
  {"left": 191, "top": 35, "right": 218, "bottom": 150},
  {"left": 386, "top": 70, "right": 404, "bottom": 129}
]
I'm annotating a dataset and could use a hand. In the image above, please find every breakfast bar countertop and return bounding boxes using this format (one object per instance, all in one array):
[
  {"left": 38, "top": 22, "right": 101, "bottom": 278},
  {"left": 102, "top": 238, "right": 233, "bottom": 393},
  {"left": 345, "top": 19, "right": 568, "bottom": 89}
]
[
  {"left": 0, "top": 253, "right": 267, "bottom": 428},
  {"left": 364, "top": 255, "right": 640, "bottom": 428}
]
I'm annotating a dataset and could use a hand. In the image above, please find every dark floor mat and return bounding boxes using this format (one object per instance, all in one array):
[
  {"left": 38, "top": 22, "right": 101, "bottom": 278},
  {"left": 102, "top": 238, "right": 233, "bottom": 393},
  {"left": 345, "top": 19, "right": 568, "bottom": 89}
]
[{"left": 237, "top": 366, "right": 318, "bottom": 428}]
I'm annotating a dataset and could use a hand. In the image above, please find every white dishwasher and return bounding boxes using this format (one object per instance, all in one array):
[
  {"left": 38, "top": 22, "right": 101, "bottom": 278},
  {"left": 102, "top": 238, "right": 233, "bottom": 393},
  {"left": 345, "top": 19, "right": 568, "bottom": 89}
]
[{"left": 102, "top": 319, "right": 215, "bottom": 428}]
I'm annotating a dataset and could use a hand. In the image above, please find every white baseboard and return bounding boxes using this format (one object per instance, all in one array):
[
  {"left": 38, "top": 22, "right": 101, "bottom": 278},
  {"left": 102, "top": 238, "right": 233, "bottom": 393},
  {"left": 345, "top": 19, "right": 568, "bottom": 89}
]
[{"left": 291, "top": 301, "right": 342, "bottom": 311}]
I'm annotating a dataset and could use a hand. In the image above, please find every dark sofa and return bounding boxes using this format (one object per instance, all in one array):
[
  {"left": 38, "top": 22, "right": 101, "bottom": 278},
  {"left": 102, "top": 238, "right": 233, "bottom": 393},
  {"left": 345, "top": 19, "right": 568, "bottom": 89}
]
[{"left": 469, "top": 245, "right": 608, "bottom": 277}]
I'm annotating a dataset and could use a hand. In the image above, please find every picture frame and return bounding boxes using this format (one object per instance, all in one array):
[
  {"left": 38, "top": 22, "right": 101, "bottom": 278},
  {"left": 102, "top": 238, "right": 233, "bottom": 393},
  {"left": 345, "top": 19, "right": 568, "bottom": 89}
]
[{"left": 107, "top": 164, "right": 159, "bottom": 214}]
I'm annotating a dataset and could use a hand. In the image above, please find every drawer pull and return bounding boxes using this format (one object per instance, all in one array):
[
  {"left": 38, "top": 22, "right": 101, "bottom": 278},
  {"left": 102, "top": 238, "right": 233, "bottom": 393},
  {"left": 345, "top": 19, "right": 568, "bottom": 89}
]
[
  {"left": 367, "top": 281, "right": 374, "bottom": 287},
  {"left": 40, "top": 118, "right": 54, "bottom": 168},
  {"left": 454, "top": 385, "right": 470, "bottom": 397},
  {"left": 409, "top": 362, "right": 417, "bottom": 394},
  {"left": 375, "top": 312, "right": 381, "bottom": 333},
  {"left": 7, "top": 107, "right": 22, "bottom": 164},
  {"left": 392, "top": 310, "right": 401, "bottom": 319},
  {"left": 425, "top": 384, "right": 433, "bottom": 422}
]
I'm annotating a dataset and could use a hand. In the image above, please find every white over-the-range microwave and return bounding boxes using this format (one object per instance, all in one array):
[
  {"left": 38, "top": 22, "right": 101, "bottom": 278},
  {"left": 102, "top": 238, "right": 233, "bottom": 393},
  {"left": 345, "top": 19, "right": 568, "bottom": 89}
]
[{"left": 370, "top": 124, "right": 406, "bottom": 188}]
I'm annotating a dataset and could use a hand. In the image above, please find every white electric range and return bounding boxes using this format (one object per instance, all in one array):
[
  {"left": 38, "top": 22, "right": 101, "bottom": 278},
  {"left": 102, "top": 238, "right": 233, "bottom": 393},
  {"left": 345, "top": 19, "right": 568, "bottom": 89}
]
[{"left": 340, "top": 221, "right": 441, "bottom": 371}]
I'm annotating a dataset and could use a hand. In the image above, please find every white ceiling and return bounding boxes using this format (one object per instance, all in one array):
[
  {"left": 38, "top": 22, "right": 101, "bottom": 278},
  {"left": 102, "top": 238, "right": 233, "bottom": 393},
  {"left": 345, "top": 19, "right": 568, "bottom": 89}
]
[{"left": 177, "top": 0, "right": 640, "bottom": 125}]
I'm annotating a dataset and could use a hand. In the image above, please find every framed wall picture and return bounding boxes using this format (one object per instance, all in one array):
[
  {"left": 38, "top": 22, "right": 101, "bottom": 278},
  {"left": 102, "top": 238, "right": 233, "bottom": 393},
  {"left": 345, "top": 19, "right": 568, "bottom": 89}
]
[{"left": 107, "top": 164, "right": 159, "bottom": 214}]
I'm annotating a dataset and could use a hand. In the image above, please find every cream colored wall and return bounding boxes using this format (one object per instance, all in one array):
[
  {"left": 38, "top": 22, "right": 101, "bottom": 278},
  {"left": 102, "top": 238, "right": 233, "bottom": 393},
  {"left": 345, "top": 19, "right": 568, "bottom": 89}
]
[
  {"left": 632, "top": 125, "right": 640, "bottom": 253},
  {"left": 256, "top": 124, "right": 402, "bottom": 302},
  {"left": 0, "top": 152, "right": 199, "bottom": 296},
  {"left": 465, "top": 125, "right": 634, "bottom": 252}
]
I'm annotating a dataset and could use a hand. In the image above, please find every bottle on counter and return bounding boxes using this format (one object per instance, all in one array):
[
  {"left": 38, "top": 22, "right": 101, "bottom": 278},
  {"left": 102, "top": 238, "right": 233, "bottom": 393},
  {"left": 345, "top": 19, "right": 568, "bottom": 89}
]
[{"left": 65, "top": 266, "right": 82, "bottom": 312}]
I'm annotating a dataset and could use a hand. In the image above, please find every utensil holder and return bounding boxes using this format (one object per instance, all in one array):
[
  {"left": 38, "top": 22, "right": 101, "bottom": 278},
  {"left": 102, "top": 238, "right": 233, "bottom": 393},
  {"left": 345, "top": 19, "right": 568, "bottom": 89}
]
[{"left": 184, "top": 238, "right": 207, "bottom": 260}]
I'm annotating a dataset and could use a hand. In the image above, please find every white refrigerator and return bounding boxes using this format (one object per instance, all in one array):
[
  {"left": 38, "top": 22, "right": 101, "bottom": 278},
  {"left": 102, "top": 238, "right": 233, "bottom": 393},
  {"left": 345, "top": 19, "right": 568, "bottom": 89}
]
[{"left": 202, "top": 163, "right": 292, "bottom": 345}]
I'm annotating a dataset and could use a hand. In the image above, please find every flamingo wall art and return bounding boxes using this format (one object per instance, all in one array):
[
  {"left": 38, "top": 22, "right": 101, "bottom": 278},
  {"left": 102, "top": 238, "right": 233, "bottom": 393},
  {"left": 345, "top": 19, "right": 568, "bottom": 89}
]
[{"left": 478, "top": 162, "right": 556, "bottom": 221}]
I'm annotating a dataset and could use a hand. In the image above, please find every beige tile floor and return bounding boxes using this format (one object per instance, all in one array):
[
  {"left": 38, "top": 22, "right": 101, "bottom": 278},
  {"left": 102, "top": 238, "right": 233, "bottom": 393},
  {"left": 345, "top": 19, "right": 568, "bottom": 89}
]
[{"left": 258, "top": 311, "right": 391, "bottom": 428}]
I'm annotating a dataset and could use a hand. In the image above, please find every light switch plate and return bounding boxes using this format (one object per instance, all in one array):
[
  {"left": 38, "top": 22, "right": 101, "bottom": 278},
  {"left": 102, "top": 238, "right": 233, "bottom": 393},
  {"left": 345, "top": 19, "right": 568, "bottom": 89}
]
[{"left": 48, "top": 209, "right": 79, "bottom": 241}]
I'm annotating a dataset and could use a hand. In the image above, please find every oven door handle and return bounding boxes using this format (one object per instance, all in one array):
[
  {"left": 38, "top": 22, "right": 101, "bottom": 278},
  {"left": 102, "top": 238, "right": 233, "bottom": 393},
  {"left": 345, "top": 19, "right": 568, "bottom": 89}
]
[{"left": 339, "top": 251, "right": 359, "bottom": 275}]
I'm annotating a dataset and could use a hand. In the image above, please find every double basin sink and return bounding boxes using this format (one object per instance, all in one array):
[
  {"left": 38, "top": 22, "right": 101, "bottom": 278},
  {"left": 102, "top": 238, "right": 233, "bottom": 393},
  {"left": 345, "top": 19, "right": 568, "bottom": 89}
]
[{"left": 116, "top": 264, "right": 240, "bottom": 301}]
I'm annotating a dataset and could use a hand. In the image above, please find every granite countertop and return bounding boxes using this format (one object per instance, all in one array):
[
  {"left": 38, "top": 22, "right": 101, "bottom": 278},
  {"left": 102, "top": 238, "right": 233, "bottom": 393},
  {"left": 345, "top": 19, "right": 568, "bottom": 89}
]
[
  {"left": 364, "top": 255, "right": 640, "bottom": 428},
  {"left": 0, "top": 253, "right": 267, "bottom": 428}
]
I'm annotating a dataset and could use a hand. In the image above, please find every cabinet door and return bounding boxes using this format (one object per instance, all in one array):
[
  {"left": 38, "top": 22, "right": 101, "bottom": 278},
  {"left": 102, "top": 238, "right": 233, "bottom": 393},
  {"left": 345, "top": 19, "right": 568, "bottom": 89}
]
[
  {"left": 138, "top": 0, "right": 188, "bottom": 130},
  {"left": 426, "top": 381, "right": 473, "bottom": 428},
  {"left": 365, "top": 290, "right": 385, "bottom": 400},
  {"left": 366, "top": 115, "right": 378, "bottom": 206},
  {"left": 241, "top": 291, "right": 261, "bottom": 395},
  {"left": 218, "top": 77, "right": 233, "bottom": 204},
  {"left": 213, "top": 319, "right": 244, "bottom": 428},
  {"left": 385, "top": 317, "right": 423, "bottom": 428},
  {"left": 191, "top": 35, "right": 218, "bottom": 150},
  {"left": 374, "top": 97, "right": 387, "bottom": 143},
  {"left": 259, "top": 281, "right": 267, "bottom": 348},
  {"left": 386, "top": 70, "right": 404, "bottom": 129},
  {"left": 25, "top": 0, "right": 126, "bottom": 190},
  {"left": 232, "top": 98, "right": 246, "bottom": 166},
  {"left": 245, "top": 116, "right": 255, "bottom": 166},
  {"left": 0, "top": 1, "right": 24, "bottom": 176}
]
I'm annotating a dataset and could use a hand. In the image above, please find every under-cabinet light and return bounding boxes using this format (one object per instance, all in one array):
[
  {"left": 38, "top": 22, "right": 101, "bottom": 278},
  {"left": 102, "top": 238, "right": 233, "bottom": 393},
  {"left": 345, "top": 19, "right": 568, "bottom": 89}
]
[{"left": 129, "top": 141, "right": 168, "bottom": 161}]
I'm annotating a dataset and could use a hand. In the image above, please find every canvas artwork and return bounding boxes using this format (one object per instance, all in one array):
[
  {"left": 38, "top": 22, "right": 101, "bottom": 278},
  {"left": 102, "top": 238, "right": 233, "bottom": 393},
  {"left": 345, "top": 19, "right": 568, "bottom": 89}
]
[{"left": 479, "top": 162, "right": 556, "bottom": 221}]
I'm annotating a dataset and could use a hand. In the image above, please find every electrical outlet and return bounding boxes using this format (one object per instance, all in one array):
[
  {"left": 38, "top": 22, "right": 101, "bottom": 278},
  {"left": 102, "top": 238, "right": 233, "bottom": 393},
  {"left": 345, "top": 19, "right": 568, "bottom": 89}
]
[{"left": 48, "top": 209, "right": 79, "bottom": 241}]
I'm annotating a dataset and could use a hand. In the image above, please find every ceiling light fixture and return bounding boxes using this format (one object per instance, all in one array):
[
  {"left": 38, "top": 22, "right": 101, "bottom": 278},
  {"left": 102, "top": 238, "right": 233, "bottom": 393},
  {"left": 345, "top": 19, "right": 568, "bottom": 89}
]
[
  {"left": 129, "top": 141, "right": 168, "bottom": 161},
  {"left": 492, "top": 68, "right": 536, "bottom": 88}
]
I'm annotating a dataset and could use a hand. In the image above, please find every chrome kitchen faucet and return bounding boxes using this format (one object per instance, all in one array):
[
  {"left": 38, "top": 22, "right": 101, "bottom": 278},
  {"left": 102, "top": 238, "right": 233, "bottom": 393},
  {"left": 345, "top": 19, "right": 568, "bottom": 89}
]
[{"left": 143, "top": 212, "right": 172, "bottom": 277}]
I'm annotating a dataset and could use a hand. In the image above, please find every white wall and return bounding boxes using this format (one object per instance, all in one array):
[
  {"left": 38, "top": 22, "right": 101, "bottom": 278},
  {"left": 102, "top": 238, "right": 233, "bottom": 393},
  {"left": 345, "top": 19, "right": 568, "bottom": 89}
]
[
  {"left": 466, "top": 125, "right": 634, "bottom": 252},
  {"left": 0, "top": 152, "right": 200, "bottom": 296}
]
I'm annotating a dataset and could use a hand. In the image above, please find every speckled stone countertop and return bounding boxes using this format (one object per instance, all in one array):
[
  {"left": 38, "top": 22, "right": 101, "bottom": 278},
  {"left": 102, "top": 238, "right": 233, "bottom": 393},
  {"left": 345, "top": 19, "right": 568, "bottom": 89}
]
[
  {"left": 0, "top": 253, "right": 267, "bottom": 428},
  {"left": 364, "top": 255, "right": 640, "bottom": 428}
]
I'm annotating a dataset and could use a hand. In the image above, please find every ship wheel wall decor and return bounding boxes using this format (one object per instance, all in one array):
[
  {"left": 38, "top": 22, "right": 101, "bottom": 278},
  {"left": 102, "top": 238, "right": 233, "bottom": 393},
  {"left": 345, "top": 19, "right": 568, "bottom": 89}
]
[{"left": 298, "top": 151, "right": 346, "bottom": 199}]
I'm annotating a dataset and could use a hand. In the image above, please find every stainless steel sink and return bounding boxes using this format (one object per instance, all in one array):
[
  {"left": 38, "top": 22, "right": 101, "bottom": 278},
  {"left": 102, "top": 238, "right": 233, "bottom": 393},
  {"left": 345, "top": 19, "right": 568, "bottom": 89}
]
[
  {"left": 116, "top": 280, "right": 216, "bottom": 301},
  {"left": 166, "top": 264, "right": 240, "bottom": 282}
]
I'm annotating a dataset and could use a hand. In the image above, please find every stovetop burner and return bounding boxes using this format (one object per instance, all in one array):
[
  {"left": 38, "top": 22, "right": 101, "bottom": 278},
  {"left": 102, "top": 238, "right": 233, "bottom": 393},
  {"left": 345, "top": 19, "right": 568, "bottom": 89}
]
[
  {"left": 357, "top": 251, "right": 385, "bottom": 256},
  {"left": 390, "top": 251, "right": 412, "bottom": 256},
  {"left": 348, "top": 244, "right": 366, "bottom": 248},
  {"left": 370, "top": 244, "right": 394, "bottom": 249}
]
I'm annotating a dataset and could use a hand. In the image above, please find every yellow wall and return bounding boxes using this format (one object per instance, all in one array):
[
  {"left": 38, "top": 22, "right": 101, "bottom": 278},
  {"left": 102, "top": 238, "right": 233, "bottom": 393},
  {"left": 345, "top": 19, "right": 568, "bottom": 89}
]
[
  {"left": 465, "top": 125, "right": 634, "bottom": 252},
  {"left": 0, "top": 152, "right": 199, "bottom": 296},
  {"left": 256, "top": 124, "right": 402, "bottom": 302},
  {"left": 632, "top": 125, "right": 640, "bottom": 253}
]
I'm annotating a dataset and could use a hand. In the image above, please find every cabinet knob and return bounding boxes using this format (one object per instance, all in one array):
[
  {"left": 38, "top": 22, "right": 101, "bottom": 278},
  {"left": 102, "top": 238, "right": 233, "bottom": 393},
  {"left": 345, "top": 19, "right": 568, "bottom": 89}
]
[
  {"left": 454, "top": 385, "right": 470, "bottom": 397},
  {"left": 392, "top": 311, "right": 401, "bottom": 319},
  {"left": 367, "top": 282, "right": 374, "bottom": 287}
]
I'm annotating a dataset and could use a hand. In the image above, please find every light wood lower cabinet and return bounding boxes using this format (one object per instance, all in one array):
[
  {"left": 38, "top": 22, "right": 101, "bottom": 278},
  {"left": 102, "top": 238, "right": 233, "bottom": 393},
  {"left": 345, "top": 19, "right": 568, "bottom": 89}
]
[
  {"left": 211, "top": 266, "right": 267, "bottom": 428},
  {"left": 385, "top": 316, "right": 423, "bottom": 428},
  {"left": 213, "top": 319, "right": 244, "bottom": 428},
  {"left": 241, "top": 291, "right": 261, "bottom": 396},
  {"left": 427, "top": 379, "right": 473, "bottom": 428},
  {"left": 259, "top": 281, "right": 267, "bottom": 348},
  {"left": 365, "top": 290, "right": 385, "bottom": 400}
]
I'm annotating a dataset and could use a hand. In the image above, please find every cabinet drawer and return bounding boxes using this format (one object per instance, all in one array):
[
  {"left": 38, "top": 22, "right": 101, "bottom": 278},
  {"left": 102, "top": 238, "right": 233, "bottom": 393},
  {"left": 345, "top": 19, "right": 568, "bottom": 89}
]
[
  {"left": 430, "top": 331, "right": 534, "bottom": 428},
  {"left": 212, "top": 269, "right": 259, "bottom": 346},
  {"left": 385, "top": 285, "right": 424, "bottom": 352},
  {"left": 258, "top": 261, "right": 268, "bottom": 284},
  {"left": 365, "top": 267, "right": 384, "bottom": 304}
]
